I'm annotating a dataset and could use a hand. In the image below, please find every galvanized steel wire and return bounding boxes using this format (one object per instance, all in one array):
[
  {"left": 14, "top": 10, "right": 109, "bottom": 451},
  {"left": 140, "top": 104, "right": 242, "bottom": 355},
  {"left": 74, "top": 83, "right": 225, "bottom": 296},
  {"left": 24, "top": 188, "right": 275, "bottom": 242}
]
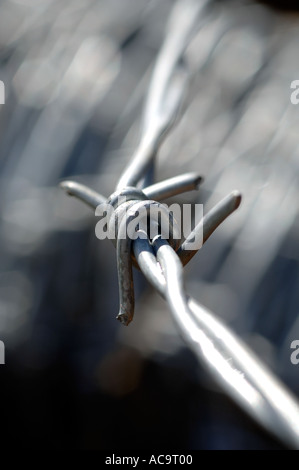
[{"left": 61, "top": 0, "right": 299, "bottom": 449}]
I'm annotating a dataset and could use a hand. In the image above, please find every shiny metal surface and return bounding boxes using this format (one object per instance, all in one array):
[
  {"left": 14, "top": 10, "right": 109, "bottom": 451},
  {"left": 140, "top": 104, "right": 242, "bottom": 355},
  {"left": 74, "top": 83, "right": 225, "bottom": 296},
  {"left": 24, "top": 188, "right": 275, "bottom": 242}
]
[{"left": 59, "top": 0, "right": 299, "bottom": 449}]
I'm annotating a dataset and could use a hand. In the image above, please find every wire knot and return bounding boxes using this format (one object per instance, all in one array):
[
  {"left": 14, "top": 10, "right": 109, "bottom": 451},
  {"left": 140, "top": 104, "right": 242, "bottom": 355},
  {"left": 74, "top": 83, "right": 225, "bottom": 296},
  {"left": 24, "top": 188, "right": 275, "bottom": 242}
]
[
  {"left": 108, "top": 190, "right": 181, "bottom": 325},
  {"left": 60, "top": 178, "right": 241, "bottom": 326}
]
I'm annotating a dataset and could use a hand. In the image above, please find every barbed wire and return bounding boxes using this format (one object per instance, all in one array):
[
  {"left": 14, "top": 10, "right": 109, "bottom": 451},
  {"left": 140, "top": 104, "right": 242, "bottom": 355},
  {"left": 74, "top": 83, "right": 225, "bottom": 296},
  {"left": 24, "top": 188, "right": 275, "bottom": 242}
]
[{"left": 60, "top": 0, "right": 299, "bottom": 449}]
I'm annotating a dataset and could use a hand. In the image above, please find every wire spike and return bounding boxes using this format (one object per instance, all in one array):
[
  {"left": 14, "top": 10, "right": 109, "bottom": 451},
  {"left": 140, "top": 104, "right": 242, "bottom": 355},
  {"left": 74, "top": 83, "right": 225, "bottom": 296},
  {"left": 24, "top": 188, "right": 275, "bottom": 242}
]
[
  {"left": 60, "top": 180, "right": 106, "bottom": 209},
  {"left": 144, "top": 172, "right": 203, "bottom": 200},
  {"left": 178, "top": 190, "right": 242, "bottom": 266}
]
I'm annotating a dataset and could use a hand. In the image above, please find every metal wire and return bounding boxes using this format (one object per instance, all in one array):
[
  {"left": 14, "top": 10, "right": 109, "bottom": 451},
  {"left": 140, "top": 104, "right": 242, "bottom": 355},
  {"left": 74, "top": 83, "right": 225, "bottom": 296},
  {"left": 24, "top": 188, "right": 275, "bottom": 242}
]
[
  {"left": 153, "top": 237, "right": 299, "bottom": 449},
  {"left": 60, "top": 0, "right": 299, "bottom": 449},
  {"left": 116, "top": 0, "right": 211, "bottom": 190}
]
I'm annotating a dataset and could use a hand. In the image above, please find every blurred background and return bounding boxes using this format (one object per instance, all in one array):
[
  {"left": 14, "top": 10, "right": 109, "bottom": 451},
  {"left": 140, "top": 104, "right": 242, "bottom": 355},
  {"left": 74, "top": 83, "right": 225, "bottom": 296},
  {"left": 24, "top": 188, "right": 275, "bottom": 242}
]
[{"left": 0, "top": 0, "right": 299, "bottom": 450}]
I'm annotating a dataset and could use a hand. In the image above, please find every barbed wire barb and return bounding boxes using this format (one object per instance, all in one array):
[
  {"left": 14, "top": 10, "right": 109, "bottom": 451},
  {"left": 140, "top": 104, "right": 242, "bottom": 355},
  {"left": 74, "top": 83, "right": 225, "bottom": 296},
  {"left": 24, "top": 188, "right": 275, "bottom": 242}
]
[{"left": 60, "top": 0, "right": 299, "bottom": 450}]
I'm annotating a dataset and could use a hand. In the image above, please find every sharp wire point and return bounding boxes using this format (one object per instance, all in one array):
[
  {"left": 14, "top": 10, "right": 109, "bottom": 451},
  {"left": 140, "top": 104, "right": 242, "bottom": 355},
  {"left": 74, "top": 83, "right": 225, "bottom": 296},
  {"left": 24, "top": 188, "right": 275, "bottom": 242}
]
[
  {"left": 177, "top": 190, "right": 243, "bottom": 266},
  {"left": 60, "top": 180, "right": 106, "bottom": 208}
]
